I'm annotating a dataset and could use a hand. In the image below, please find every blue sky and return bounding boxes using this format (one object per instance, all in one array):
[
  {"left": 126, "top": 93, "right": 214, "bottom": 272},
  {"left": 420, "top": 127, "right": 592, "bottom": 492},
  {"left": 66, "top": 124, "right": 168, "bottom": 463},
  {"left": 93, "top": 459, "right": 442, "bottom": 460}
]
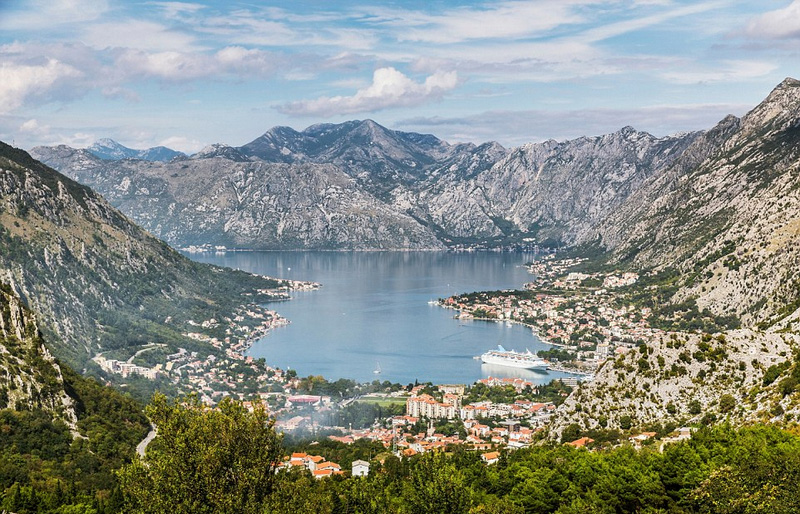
[{"left": 1, "top": 0, "right": 799, "bottom": 153}]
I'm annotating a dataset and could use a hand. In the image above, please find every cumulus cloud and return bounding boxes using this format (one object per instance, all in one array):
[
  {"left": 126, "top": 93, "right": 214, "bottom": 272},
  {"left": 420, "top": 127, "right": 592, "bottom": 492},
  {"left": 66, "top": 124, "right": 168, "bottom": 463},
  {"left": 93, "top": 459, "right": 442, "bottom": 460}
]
[
  {"left": 19, "top": 119, "right": 51, "bottom": 136},
  {"left": 743, "top": 0, "right": 800, "bottom": 39},
  {"left": 278, "top": 67, "right": 459, "bottom": 117},
  {"left": 0, "top": 59, "right": 82, "bottom": 113},
  {"left": 0, "top": 40, "right": 286, "bottom": 113}
]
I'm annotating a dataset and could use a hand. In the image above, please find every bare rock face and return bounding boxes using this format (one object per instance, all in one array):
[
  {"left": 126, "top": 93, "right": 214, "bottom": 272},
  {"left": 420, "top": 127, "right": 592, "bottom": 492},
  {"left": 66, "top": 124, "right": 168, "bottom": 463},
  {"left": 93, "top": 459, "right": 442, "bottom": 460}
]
[
  {"left": 549, "top": 330, "right": 797, "bottom": 438},
  {"left": 584, "top": 78, "right": 800, "bottom": 326},
  {"left": 33, "top": 119, "right": 700, "bottom": 250},
  {"left": 413, "top": 127, "right": 699, "bottom": 245},
  {"left": 0, "top": 285, "right": 78, "bottom": 429},
  {"left": 30, "top": 149, "right": 446, "bottom": 250}
]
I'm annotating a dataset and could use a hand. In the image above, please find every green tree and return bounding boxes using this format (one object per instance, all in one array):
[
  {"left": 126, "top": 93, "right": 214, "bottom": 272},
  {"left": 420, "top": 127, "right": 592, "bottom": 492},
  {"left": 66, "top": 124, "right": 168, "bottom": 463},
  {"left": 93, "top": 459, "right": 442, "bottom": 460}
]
[
  {"left": 403, "top": 453, "right": 472, "bottom": 514},
  {"left": 118, "top": 394, "right": 282, "bottom": 514},
  {"left": 719, "top": 394, "right": 736, "bottom": 414}
]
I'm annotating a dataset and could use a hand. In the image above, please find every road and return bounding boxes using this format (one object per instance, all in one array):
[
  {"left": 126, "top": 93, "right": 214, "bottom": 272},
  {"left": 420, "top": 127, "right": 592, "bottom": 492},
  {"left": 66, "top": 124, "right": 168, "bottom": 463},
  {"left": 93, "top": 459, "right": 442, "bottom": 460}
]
[{"left": 136, "top": 424, "right": 157, "bottom": 457}]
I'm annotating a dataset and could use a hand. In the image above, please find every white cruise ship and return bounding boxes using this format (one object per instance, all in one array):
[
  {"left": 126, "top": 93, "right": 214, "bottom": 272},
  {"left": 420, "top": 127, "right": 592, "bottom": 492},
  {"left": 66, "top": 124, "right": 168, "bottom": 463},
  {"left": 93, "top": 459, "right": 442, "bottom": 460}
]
[{"left": 480, "top": 345, "right": 549, "bottom": 370}]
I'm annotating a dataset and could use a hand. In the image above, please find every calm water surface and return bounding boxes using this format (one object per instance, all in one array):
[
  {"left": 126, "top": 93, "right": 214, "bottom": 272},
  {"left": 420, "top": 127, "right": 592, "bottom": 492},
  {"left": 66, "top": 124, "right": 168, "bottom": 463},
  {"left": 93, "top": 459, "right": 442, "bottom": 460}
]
[{"left": 189, "top": 251, "right": 573, "bottom": 386}]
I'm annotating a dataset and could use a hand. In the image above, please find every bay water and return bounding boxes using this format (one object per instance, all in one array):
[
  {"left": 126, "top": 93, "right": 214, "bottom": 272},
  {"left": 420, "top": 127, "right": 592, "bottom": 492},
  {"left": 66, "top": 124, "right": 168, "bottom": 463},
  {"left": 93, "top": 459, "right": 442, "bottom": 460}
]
[{"left": 189, "top": 251, "right": 573, "bottom": 386}]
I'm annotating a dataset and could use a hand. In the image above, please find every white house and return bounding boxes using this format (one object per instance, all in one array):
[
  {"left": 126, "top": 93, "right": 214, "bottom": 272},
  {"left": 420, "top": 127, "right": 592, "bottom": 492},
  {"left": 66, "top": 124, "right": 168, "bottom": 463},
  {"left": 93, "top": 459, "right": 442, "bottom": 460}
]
[{"left": 351, "top": 460, "right": 370, "bottom": 477}]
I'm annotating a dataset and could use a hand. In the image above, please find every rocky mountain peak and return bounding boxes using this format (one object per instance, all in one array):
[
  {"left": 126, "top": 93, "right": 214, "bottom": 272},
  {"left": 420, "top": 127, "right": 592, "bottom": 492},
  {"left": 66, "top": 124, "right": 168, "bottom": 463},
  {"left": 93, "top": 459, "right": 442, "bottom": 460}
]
[
  {"left": 87, "top": 138, "right": 184, "bottom": 162},
  {"left": 87, "top": 138, "right": 138, "bottom": 160},
  {"left": 192, "top": 143, "right": 248, "bottom": 162},
  {"left": 738, "top": 76, "right": 800, "bottom": 133}
]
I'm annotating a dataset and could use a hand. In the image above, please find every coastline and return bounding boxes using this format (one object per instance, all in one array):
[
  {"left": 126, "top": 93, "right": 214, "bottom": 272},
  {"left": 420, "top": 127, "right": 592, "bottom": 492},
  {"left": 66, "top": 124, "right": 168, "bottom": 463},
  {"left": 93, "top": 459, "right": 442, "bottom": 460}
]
[
  {"left": 437, "top": 303, "right": 594, "bottom": 377},
  {"left": 236, "top": 278, "right": 321, "bottom": 361}
]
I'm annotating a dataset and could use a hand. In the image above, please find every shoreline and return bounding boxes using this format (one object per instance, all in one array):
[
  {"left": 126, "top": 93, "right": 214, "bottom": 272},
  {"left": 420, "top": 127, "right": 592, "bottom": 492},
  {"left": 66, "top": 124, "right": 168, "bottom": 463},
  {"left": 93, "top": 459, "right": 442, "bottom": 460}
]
[
  {"left": 437, "top": 303, "right": 595, "bottom": 377},
  {"left": 181, "top": 247, "right": 552, "bottom": 254}
]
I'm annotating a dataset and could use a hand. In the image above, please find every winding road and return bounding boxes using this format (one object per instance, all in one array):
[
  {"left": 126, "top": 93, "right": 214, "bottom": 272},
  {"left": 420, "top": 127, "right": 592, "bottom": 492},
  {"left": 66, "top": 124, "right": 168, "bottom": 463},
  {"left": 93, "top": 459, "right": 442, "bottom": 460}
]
[{"left": 136, "top": 424, "right": 157, "bottom": 457}]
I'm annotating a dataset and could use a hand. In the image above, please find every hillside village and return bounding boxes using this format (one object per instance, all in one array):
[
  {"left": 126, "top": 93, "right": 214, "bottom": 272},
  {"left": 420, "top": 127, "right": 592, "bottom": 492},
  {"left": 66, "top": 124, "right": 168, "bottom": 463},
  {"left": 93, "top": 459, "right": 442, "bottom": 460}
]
[{"left": 270, "top": 376, "right": 699, "bottom": 479}]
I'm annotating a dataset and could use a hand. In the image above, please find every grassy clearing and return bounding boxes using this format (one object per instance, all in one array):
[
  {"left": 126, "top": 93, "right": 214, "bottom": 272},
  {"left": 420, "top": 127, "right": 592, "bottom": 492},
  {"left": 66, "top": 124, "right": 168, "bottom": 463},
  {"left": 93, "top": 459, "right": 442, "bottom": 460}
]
[{"left": 356, "top": 396, "right": 408, "bottom": 407}]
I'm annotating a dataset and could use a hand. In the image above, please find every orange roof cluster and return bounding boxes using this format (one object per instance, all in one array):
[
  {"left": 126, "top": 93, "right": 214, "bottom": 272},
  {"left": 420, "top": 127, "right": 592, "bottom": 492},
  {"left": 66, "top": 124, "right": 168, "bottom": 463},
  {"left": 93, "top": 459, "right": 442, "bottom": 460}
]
[
  {"left": 280, "top": 452, "right": 344, "bottom": 478},
  {"left": 565, "top": 437, "right": 594, "bottom": 448}
]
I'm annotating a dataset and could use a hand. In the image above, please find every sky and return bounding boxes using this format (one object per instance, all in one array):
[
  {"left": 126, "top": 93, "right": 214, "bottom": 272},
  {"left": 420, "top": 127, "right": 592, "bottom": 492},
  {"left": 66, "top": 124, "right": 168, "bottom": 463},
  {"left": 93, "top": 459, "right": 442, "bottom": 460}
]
[{"left": 1, "top": 0, "right": 799, "bottom": 153}]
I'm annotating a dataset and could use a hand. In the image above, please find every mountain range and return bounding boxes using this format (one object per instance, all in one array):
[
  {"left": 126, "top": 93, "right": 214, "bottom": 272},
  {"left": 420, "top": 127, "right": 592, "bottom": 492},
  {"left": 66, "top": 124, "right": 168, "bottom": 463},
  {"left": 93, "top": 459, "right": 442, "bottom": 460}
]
[
  {"left": 33, "top": 120, "right": 699, "bottom": 250},
  {"left": 10, "top": 76, "right": 800, "bottom": 435},
  {"left": 87, "top": 138, "right": 185, "bottom": 162},
  {"left": 30, "top": 78, "right": 800, "bottom": 325}
]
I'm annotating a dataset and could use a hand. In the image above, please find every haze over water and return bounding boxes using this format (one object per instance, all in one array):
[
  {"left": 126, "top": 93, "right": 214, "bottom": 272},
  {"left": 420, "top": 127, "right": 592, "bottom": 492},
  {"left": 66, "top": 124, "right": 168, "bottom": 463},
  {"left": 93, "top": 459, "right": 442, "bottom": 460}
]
[{"left": 190, "top": 251, "right": 574, "bottom": 386}]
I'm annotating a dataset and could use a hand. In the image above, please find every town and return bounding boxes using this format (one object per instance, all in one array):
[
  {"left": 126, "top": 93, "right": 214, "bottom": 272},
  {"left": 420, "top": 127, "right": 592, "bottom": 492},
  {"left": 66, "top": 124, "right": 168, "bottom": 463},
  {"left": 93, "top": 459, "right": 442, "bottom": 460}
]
[
  {"left": 92, "top": 255, "right": 701, "bottom": 476},
  {"left": 440, "top": 255, "right": 666, "bottom": 374}
]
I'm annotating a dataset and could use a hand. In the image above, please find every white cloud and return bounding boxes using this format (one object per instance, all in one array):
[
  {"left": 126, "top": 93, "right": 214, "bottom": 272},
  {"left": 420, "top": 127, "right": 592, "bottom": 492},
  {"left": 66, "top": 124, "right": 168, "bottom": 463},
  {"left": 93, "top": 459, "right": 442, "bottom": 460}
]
[
  {"left": 277, "top": 67, "right": 460, "bottom": 117},
  {"left": 148, "top": 1, "right": 206, "bottom": 19},
  {"left": 19, "top": 119, "right": 50, "bottom": 136},
  {"left": 113, "top": 46, "right": 280, "bottom": 81},
  {"left": 396, "top": 103, "right": 752, "bottom": 147},
  {"left": 661, "top": 60, "right": 777, "bottom": 85},
  {"left": 0, "top": 0, "right": 109, "bottom": 31},
  {"left": 54, "top": 132, "right": 97, "bottom": 148},
  {"left": 578, "top": 1, "right": 726, "bottom": 43},
  {"left": 158, "top": 135, "right": 204, "bottom": 153},
  {"left": 0, "top": 59, "right": 82, "bottom": 113},
  {"left": 199, "top": 12, "right": 378, "bottom": 50},
  {"left": 81, "top": 20, "right": 200, "bottom": 52},
  {"left": 364, "top": 1, "right": 589, "bottom": 44},
  {"left": 743, "top": 0, "right": 800, "bottom": 40},
  {"left": 408, "top": 40, "right": 609, "bottom": 84}
]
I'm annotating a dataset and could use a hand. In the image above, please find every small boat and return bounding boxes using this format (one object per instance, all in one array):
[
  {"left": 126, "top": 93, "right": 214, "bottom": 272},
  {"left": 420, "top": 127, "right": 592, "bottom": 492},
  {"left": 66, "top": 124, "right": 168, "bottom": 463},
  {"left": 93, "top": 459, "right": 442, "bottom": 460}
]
[{"left": 373, "top": 362, "right": 381, "bottom": 374}]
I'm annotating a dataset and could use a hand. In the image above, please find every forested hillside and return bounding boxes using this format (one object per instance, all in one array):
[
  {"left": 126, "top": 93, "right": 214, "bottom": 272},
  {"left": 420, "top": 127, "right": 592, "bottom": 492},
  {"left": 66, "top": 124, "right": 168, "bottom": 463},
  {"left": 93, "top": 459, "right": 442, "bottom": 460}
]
[
  {"left": 119, "top": 394, "right": 800, "bottom": 514},
  {"left": 0, "top": 285, "right": 149, "bottom": 513},
  {"left": 0, "top": 142, "right": 284, "bottom": 384}
]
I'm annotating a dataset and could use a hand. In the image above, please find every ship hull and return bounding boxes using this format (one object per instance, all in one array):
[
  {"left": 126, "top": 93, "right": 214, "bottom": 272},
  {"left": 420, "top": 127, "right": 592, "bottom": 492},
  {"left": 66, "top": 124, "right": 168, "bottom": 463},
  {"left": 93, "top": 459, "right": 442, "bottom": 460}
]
[{"left": 480, "top": 353, "right": 548, "bottom": 370}]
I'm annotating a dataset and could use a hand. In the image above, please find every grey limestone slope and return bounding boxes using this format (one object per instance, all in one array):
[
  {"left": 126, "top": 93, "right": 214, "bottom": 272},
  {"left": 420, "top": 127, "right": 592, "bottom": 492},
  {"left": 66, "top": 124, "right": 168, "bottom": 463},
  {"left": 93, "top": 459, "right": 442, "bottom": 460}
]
[
  {"left": 410, "top": 127, "right": 699, "bottom": 245},
  {"left": 35, "top": 120, "right": 699, "bottom": 251},
  {"left": 584, "top": 78, "right": 800, "bottom": 326},
  {"left": 32, "top": 146, "right": 445, "bottom": 250}
]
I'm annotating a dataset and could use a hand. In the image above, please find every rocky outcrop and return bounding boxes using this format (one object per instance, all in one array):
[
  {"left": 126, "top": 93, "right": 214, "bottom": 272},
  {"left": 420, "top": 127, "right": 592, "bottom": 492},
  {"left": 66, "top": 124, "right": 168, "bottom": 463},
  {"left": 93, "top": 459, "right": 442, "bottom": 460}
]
[
  {"left": 0, "top": 284, "right": 77, "bottom": 428},
  {"left": 584, "top": 78, "right": 800, "bottom": 326},
  {"left": 550, "top": 330, "right": 797, "bottom": 437}
]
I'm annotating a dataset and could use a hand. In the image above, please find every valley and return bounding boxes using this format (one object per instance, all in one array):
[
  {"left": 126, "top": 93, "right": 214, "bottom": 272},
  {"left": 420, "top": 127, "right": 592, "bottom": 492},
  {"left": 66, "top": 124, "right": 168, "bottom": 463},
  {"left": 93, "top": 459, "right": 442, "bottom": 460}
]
[
  {"left": 7, "top": 0, "right": 800, "bottom": 510},
  {"left": 3, "top": 77, "right": 800, "bottom": 513}
]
